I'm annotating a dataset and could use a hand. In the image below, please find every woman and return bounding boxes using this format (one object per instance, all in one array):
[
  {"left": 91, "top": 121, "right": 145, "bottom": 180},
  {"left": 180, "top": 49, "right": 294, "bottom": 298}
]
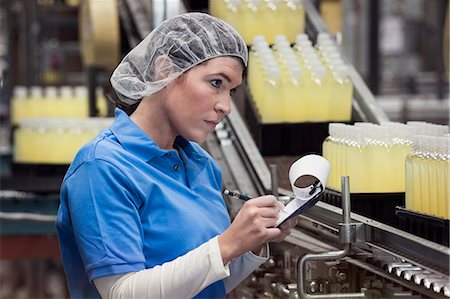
[{"left": 56, "top": 12, "right": 297, "bottom": 299}]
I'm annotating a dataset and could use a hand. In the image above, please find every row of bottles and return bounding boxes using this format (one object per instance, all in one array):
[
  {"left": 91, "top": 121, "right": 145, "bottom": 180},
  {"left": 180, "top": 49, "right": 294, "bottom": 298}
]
[
  {"left": 209, "top": 0, "right": 305, "bottom": 44},
  {"left": 405, "top": 134, "right": 450, "bottom": 219},
  {"left": 11, "top": 86, "right": 108, "bottom": 125},
  {"left": 322, "top": 121, "right": 449, "bottom": 195},
  {"left": 14, "top": 118, "right": 113, "bottom": 164},
  {"left": 248, "top": 34, "right": 353, "bottom": 124}
]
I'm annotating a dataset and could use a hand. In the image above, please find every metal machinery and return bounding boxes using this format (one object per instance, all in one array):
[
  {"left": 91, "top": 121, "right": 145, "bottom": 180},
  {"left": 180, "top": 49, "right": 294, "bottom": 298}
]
[{"left": 208, "top": 99, "right": 449, "bottom": 298}]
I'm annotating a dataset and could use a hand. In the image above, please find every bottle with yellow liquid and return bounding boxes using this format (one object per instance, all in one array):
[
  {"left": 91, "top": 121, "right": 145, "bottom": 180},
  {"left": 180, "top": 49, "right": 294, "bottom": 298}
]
[
  {"left": 29, "top": 86, "right": 44, "bottom": 118},
  {"left": 259, "top": 0, "right": 283, "bottom": 44},
  {"left": 411, "top": 136, "right": 426, "bottom": 214},
  {"left": 436, "top": 136, "right": 450, "bottom": 219},
  {"left": 293, "top": 40, "right": 312, "bottom": 80},
  {"left": 306, "top": 65, "right": 329, "bottom": 122},
  {"left": 13, "top": 120, "right": 25, "bottom": 162},
  {"left": 353, "top": 123, "right": 376, "bottom": 192},
  {"left": 224, "top": 0, "right": 242, "bottom": 42},
  {"left": 248, "top": 35, "right": 268, "bottom": 84},
  {"left": 419, "top": 136, "right": 434, "bottom": 215},
  {"left": 344, "top": 125, "right": 367, "bottom": 193},
  {"left": 284, "top": 0, "right": 305, "bottom": 43},
  {"left": 284, "top": 63, "right": 305, "bottom": 123},
  {"left": 323, "top": 123, "right": 347, "bottom": 191},
  {"left": 46, "top": 119, "right": 62, "bottom": 164},
  {"left": 261, "top": 66, "right": 281, "bottom": 123},
  {"left": 253, "top": 43, "right": 281, "bottom": 123},
  {"left": 405, "top": 141, "right": 415, "bottom": 212},
  {"left": 60, "top": 86, "right": 74, "bottom": 118},
  {"left": 272, "top": 38, "right": 290, "bottom": 123},
  {"left": 15, "top": 119, "right": 39, "bottom": 164},
  {"left": 380, "top": 122, "right": 414, "bottom": 192},
  {"left": 248, "top": 40, "right": 277, "bottom": 121},
  {"left": 241, "top": 0, "right": 262, "bottom": 45},
  {"left": 44, "top": 86, "right": 58, "bottom": 117},
  {"left": 322, "top": 123, "right": 337, "bottom": 190},
  {"left": 427, "top": 136, "right": 440, "bottom": 217},
  {"left": 272, "top": 36, "right": 304, "bottom": 122},
  {"left": 11, "top": 86, "right": 28, "bottom": 125},
  {"left": 329, "top": 64, "right": 352, "bottom": 122}
]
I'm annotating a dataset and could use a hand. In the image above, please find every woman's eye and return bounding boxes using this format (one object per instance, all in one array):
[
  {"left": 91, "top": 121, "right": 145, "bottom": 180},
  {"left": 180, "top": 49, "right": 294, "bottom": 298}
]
[{"left": 210, "top": 79, "right": 222, "bottom": 88}]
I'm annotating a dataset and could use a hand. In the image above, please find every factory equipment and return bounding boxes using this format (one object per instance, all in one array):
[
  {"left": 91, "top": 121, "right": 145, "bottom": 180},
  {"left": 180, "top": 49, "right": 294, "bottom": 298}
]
[{"left": 208, "top": 100, "right": 449, "bottom": 298}]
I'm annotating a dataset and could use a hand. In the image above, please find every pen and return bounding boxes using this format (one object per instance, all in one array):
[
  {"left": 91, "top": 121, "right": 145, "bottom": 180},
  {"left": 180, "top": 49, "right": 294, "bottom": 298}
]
[{"left": 223, "top": 189, "right": 252, "bottom": 201}]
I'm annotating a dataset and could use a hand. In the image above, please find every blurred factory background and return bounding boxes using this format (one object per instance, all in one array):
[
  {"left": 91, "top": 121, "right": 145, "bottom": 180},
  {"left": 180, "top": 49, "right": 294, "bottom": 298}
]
[{"left": 0, "top": 0, "right": 449, "bottom": 298}]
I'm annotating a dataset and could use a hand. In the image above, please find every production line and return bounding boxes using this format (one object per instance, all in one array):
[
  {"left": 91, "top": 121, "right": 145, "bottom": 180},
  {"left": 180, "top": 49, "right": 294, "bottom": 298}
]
[{"left": 206, "top": 97, "right": 449, "bottom": 298}]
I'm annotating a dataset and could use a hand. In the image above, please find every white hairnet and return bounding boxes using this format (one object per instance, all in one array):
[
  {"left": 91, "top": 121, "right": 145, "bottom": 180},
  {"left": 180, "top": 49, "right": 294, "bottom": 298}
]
[{"left": 110, "top": 12, "right": 248, "bottom": 106}]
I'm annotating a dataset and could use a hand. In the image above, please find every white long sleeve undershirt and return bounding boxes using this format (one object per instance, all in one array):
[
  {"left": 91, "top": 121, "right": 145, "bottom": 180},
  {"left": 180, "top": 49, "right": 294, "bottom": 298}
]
[{"left": 93, "top": 236, "right": 269, "bottom": 298}]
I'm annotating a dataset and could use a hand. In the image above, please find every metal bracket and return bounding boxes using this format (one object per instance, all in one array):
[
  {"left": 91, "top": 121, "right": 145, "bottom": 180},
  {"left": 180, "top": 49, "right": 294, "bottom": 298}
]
[
  {"left": 297, "top": 176, "right": 366, "bottom": 298},
  {"left": 339, "top": 222, "right": 366, "bottom": 244}
]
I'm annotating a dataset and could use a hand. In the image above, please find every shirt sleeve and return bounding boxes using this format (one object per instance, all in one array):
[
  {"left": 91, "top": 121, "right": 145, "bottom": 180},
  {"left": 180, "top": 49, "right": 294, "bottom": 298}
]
[
  {"left": 224, "top": 243, "right": 270, "bottom": 293},
  {"left": 93, "top": 236, "right": 230, "bottom": 299},
  {"left": 65, "top": 159, "right": 146, "bottom": 280}
]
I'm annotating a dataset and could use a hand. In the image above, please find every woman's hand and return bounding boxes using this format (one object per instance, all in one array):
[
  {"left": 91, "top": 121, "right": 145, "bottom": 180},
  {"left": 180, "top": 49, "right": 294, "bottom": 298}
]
[
  {"left": 269, "top": 216, "right": 298, "bottom": 243},
  {"left": 218, "top": 195, "right": 283, "bottom": 265}
]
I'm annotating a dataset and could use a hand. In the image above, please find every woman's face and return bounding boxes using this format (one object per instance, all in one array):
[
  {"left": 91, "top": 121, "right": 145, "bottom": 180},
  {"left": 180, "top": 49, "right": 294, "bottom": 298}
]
[{"left": 163, "top": 56, "right": 244, "bottom": 143}]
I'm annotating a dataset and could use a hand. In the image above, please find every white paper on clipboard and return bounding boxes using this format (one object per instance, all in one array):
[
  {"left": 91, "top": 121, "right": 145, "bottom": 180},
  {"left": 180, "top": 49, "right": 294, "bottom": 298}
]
[{"left": 276, "top": 154, "right": 330, "bottom": 227}]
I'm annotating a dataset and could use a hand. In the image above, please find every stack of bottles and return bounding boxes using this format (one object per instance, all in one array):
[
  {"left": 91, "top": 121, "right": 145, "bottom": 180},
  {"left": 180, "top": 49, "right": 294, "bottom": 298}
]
[
  {"left": 247, "top": 34, "right": 353, "bottom": 124},
  {"left": 14, "top": 118, "right": 113, "bottom": 164},
  {"left": 11, "top": 85, "right": 108, "bottom": 125},
  {"left": 322, "top": 121, "right": 449, "bottom": 197},
  {"left": 209, "top": 0, "right": 305, "bottom": 44},
  {"left": 405, "top": 126, "right": 450, "bottom": 220}
]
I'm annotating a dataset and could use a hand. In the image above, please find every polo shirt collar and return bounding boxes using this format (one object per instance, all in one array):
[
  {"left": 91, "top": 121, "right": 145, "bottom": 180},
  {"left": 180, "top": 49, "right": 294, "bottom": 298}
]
[{"left": 110, "top": 108, "right": 206, "bottom": 163}]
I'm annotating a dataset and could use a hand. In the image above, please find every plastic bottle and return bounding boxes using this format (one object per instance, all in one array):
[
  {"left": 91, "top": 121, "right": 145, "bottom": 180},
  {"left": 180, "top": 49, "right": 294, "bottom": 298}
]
[
  {"left": 380, "top": 122, "right": 414, "bottom": 192},
  {"left": 240, "top": 0, "right": 259, "bottom": 44},
  {"left": 323, "top": 123, "right": 346, "bottom": 191},
  {"left": 44, "top": 86, "right": 58, "bottom": 117},
  {"left": 262, "top": 66, "right": 281, "bottom": 123},
  {"left": 322, "top": 123, "right": 335, "bottom": 190},
  {"left": 427, "top": 136, "right": 439, "bottom": 217},
  {"left": 411, "top": 136, "right": 425, "bottom": 214},
  {"left": 330, "top": 64, "right": 352, "bottom": 121},
  {"left": 345, "top": 125, "right": 366, "bottom": 193},
  {"left": 29, "top": 86, "right": 43, "bottom": 118},
  {"left": 405, "top": 140, "right": 414, "bottom": 212},
  {"left": 224, "top": 0, "right": 242, "bottom": 41},
  {"left": 260, "top": 0, "right": 282, "bottom": 44},
  {"left": 436, "top": 136, "right": 450, "bottom": 219},
  {"left": 11, "top": 86, "right": 28, "bottom": 125},
  {"left": 307, "top": 65, "right": 329, "bottom": 122},
  {"left": 60, "top": 86, "right": 74, "bottom": 118}
]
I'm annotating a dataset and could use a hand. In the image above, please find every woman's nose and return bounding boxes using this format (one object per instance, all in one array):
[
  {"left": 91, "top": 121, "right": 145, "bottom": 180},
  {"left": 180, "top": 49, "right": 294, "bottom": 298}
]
[{"left": 215, "top": 94, "right": 231, "bottom": 116}]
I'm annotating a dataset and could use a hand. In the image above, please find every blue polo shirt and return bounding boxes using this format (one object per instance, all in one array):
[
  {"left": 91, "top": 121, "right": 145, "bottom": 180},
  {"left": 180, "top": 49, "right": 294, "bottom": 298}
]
[{"left": 56, "top": 108, "right": 231, "bottom": 298}]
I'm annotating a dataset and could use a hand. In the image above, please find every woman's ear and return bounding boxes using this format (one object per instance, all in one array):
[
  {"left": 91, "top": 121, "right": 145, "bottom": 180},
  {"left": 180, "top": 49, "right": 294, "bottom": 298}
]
[{"left": 154, "top": 55, "right": 174, "bottom": 81}]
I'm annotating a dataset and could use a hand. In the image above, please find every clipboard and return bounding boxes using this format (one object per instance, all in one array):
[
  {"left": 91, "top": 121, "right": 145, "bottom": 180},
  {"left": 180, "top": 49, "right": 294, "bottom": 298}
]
[{"left": 276, "top": 154, "right": 330, "bottom": 227}]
